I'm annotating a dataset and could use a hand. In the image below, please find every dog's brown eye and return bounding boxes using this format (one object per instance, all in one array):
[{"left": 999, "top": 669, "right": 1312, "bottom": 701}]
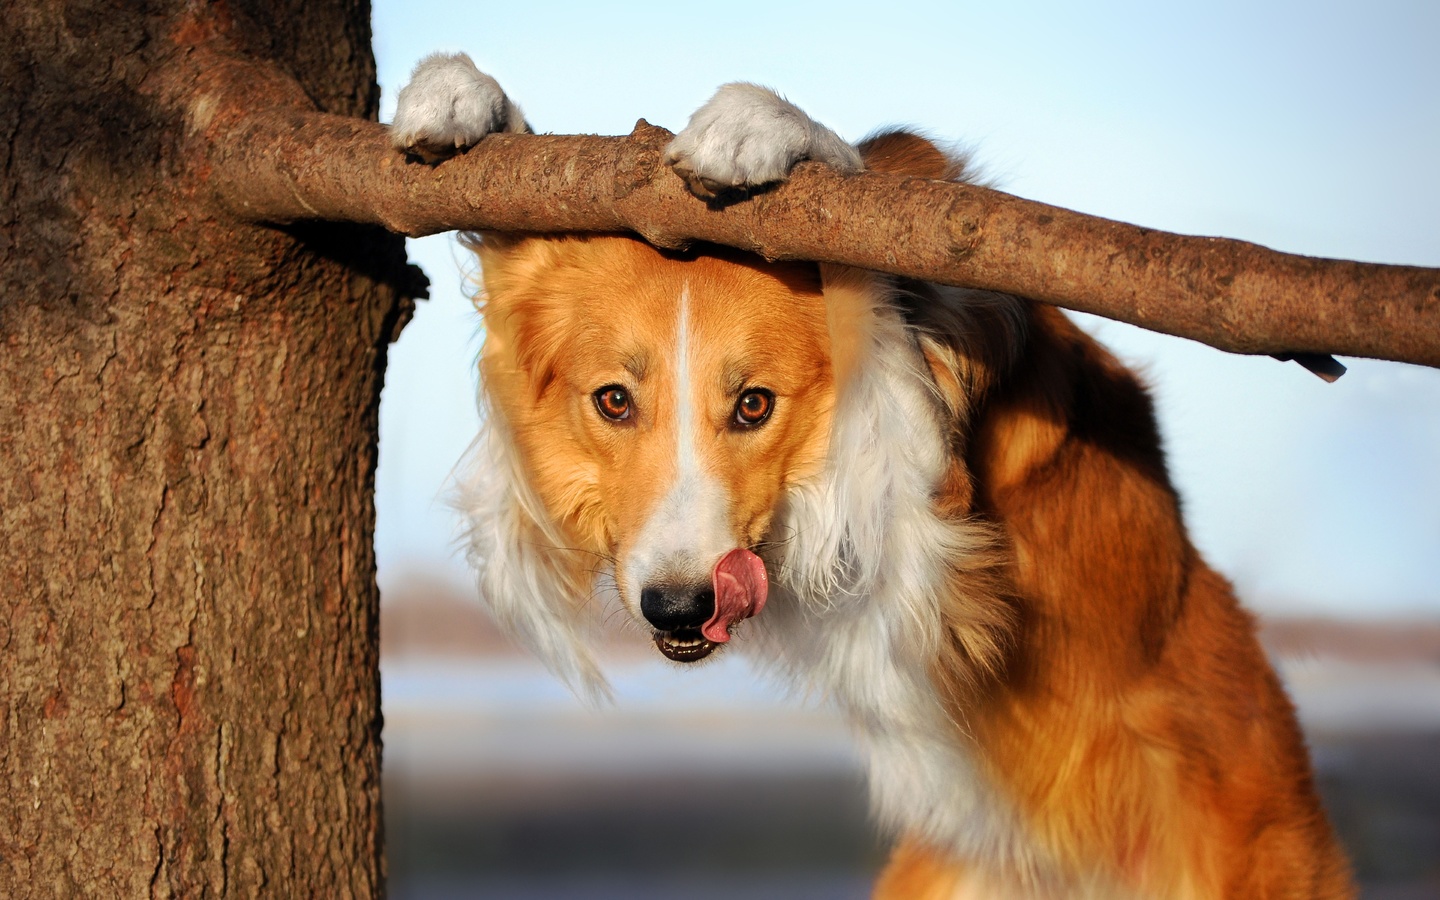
[
  {"left": 734, "top": 389, "right": 773, "bottom": 427},
  {"left": 594, "top": 386, "right": 631, "bottom": 421}
]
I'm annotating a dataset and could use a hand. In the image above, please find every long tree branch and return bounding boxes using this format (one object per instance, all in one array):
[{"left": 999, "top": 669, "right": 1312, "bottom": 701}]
[{"left": 194, "top": 60, "right": 1440, "bottom": 370}]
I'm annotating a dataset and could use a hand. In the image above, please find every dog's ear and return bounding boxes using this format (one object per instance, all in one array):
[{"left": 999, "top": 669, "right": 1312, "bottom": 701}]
[
  {"left": 460, "top": 231, "right": 556, "bottom": 308},
  {"left": 452, "top": 418, "right": 611, "bottom": 703},
  {"left": 461, "top": 232, "right": 576, "bottom": 403}
]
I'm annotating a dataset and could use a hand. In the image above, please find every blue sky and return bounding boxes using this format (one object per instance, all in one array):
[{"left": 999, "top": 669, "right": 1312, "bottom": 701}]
[{"left": 371, "top": 0, "right": 1440, "bottom": 617}]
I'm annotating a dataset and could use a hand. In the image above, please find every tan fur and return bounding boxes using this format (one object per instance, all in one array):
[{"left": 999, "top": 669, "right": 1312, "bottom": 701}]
[{"left": 467, "top": 135, "right": 1354, "bottom": 898}]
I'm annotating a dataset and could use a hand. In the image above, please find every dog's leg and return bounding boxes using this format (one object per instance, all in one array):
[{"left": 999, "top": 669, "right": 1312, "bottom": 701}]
[
  {"left": 664, "top": 83, "right": 863, "bottom": 198},
  {"left": 390, "top": 52, "right": 528, "bottom": 162}
]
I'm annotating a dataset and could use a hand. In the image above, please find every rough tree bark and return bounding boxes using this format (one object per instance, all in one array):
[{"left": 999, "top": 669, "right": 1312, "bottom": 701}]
[
  {"left": 193, "top": 75, "right": 1440, "bottom": 371},
  {"left": 0, "top": 1, "right": 416, "bottom": 896}
]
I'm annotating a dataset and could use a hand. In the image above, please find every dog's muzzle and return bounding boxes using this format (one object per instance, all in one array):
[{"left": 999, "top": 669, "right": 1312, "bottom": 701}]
[
  {"left": 640, "top": 549, "right": 769, "bottom": 663},
  {"left": 641, "top": 583, "right": 720, "bottom": 662}
]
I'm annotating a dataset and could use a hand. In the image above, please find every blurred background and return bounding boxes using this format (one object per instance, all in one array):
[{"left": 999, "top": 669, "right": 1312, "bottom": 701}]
[{"left": 370, "top": 2, "right": 1440, "bottom": 897}]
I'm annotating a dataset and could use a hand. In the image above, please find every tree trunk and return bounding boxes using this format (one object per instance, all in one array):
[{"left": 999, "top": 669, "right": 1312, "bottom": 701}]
[{"left": 0, "top": 1, "right": 413, "bottom": 895}]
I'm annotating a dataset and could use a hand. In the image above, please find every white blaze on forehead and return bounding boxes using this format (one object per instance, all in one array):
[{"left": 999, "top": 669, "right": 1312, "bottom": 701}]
[
  {"left": 675, "top": 284, "right": 698, "bottom": 481},
  {"left": 623, "top": 285, "right": 736, "bottom": 602}
]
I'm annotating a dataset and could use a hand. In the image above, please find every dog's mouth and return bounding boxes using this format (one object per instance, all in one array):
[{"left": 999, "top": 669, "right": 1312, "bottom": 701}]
[
  {"left": 642, "top": 548, "right": 769, "bottom": 663},
  {"left": 653, "top": 628, "right": 718, "bottom": 663}
]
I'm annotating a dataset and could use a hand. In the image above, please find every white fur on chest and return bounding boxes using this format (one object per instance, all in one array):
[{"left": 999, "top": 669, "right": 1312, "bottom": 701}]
[{"left": 750, "top": 296, "right": 1038, "bottom": 873}]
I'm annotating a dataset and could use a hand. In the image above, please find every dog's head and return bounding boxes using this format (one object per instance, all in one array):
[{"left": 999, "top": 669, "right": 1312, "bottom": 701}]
[{"left": 457, "top": 233, "right": 994, "bottom": 697}]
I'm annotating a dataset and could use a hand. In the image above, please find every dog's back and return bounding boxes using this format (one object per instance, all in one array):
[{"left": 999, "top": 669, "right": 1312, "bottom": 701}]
[{"left": 835, "top": 131, "right": 1352, "bottom": 898}]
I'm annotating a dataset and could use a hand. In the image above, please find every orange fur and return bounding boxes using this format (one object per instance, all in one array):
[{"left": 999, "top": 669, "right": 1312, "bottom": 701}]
[
  {"left": 472, "top": 236, "right": 838, "bottom": 602},
  {"left": 914, "top": 306, "right": 1353, "bottom": 898},
  {"left": 467, "top": 136, "right": 1354, "bottom": 898}
]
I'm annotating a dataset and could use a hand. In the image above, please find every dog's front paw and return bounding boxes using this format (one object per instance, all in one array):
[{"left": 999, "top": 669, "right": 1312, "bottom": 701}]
[
  {"left": 391, "top": 53, "right": 526, "bottom": 163},
  {"left": 664, "top": 83, "right": 863, "bottom": 199}
]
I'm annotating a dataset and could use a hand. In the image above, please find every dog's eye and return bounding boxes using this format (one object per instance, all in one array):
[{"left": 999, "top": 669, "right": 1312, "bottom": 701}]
[
  {"left": 733, "top": 389, "right": 773, "bottom": 427},
  {"left": 593, "top": 386, "right": 632, "bottom": 421}
]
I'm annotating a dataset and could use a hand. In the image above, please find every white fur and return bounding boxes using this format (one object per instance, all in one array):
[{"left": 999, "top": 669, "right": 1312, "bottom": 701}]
[
  {"left": 391, "top": 53, "right": 526, "bottom": 155},
  {"left": 665, "top": 83, "right": 863, "bottom": 189},
  {"left": 751, "top": 270, "right": 1035, "bottom": 871},
  {"left": 453, "top": 402, "right": 611, "bottom": 703}
]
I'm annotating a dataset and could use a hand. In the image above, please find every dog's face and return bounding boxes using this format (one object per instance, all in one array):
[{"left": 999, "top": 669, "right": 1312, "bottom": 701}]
[{"left": 476, "top": 235, "right": 840, "bottom": 661}]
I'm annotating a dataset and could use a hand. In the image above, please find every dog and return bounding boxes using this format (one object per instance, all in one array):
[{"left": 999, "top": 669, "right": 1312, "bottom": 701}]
[{"left": 393, "top": 53, "right": 1355, "bottom": 899}]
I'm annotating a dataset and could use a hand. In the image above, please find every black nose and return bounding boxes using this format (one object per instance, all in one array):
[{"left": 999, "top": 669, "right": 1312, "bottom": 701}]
[{"left": 640, "top": 584, "right": 716, "bottom": 632}]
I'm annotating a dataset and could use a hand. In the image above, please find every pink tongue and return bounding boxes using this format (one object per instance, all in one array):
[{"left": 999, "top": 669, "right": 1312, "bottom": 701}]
[{"left": 703, "top": 549, "right": 769, "bottom": 644}]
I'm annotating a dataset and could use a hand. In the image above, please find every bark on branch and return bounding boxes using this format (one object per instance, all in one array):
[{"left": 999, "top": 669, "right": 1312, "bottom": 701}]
[{"left": 195, "top": 63, "right": 1440, "bottom": 370}]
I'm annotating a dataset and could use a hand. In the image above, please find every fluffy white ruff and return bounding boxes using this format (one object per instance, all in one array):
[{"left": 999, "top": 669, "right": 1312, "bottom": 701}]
[
  {"left": 664, "top": 83, "right": 863, "bottom": 190},
  {"left": 751, "top": 270, "right": 1032, "bottom": 868},
  {"left": 391, "top": 52, "right": 526, "bottom": 155},
  {"left": 452, "top": 404, "right": 610, "bottom": 705}
]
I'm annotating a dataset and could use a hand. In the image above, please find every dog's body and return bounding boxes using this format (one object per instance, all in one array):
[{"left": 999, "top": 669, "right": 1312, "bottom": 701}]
[{"left": 395, "top": 55, "right": 1354, "bottom": 899}]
